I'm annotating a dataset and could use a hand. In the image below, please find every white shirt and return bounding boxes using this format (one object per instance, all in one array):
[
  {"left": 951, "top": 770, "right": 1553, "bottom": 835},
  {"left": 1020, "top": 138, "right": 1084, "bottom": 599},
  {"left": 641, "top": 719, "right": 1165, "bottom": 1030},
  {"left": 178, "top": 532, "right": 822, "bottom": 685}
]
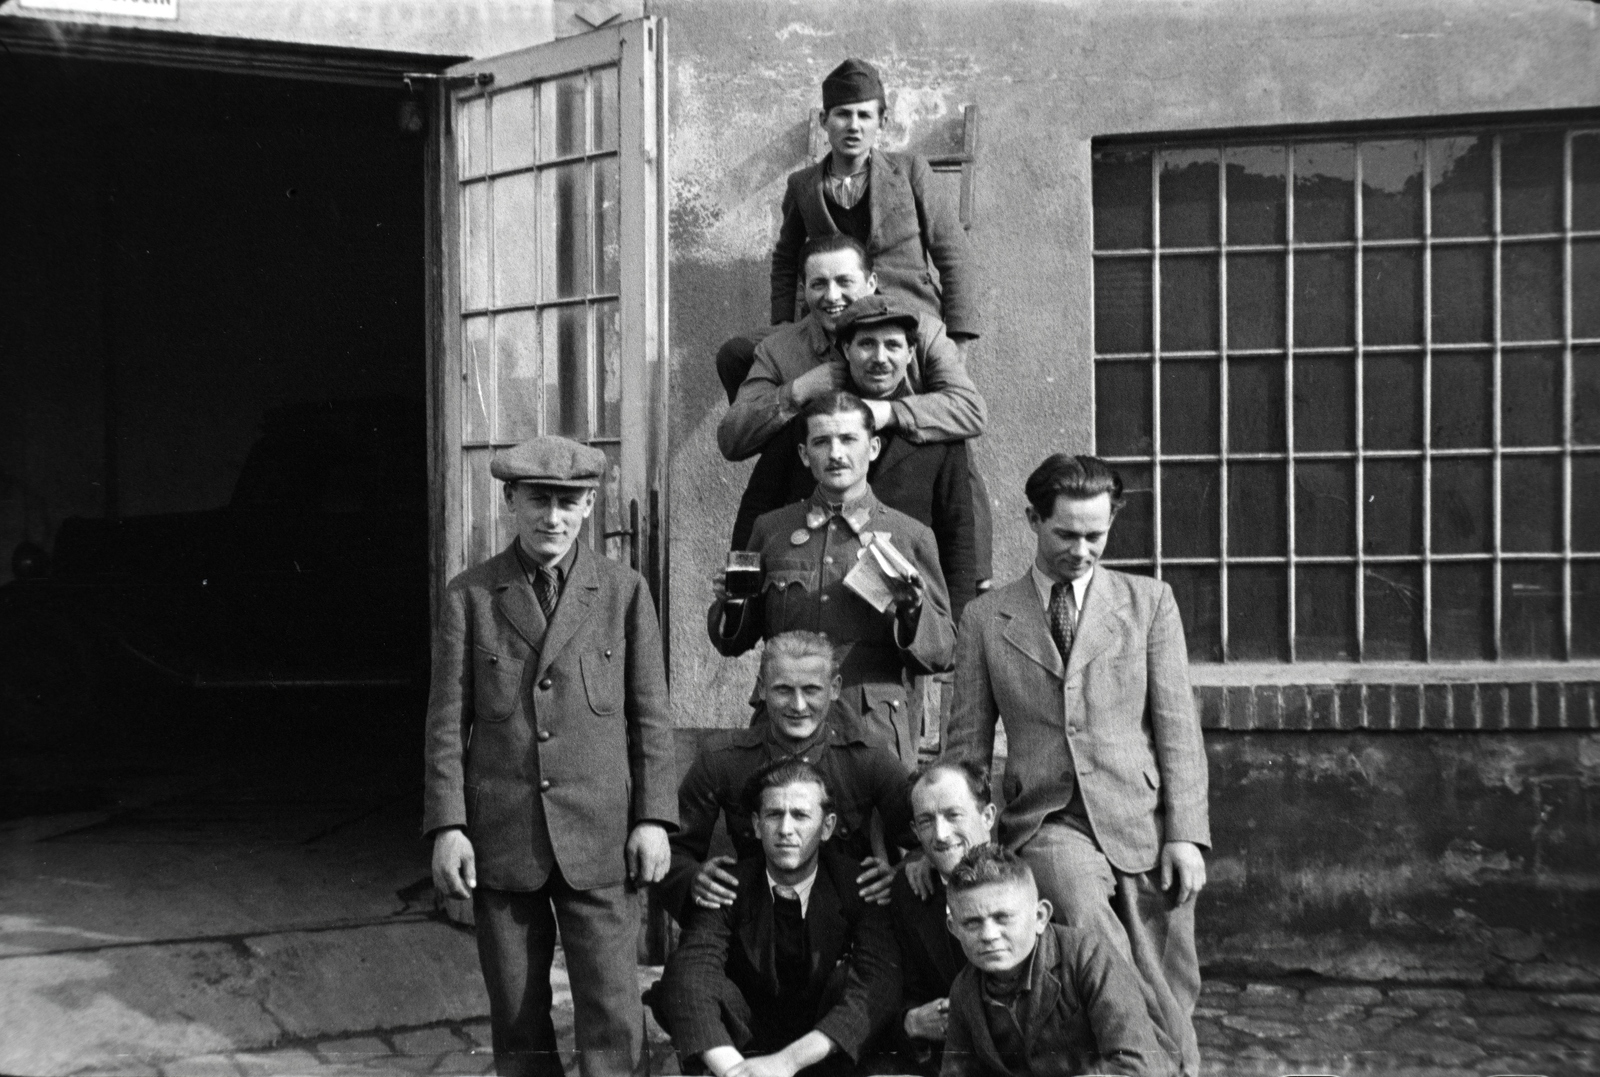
[
  {"left": 767, "top": 865, "right": 819, "bottom": 916},
  {"left": 1031, "top": 563, "right": 1092, "bottom": 629}
]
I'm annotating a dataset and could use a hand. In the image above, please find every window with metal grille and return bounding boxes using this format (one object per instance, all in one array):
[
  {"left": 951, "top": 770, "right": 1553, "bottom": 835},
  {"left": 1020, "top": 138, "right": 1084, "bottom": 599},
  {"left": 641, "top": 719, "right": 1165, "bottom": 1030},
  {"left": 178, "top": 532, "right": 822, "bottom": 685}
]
[{"left": 1091, "top": 121, "right": 1600, "bottom": 665}]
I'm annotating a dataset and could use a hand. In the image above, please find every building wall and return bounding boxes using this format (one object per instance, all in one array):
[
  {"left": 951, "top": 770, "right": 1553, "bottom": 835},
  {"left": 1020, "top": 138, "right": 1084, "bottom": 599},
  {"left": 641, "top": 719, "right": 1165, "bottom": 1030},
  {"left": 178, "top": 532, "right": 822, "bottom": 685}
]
[{"left": 655, "top": 0, "right": 1600, "bottom": 974}]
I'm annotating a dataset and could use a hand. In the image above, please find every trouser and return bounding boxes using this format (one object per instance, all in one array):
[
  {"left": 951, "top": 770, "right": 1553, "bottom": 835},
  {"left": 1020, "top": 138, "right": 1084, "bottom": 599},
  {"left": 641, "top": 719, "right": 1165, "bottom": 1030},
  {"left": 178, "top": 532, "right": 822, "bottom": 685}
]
[
  {"left": 474, "top": 872, "right": 643, "bottom": 1077},
  {"left": 647, "top": 975, "right": 856, "bottom": 1077},
  {"left": 1019, "top": 822, "right": 1201, "bottom": 1077}
]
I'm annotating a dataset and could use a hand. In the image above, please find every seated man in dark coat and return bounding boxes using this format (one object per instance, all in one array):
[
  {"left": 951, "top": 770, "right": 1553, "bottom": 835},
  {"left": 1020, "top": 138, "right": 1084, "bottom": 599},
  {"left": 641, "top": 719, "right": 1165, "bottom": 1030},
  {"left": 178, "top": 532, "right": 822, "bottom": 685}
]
[
  {"left": 663, "top": 630, "right": 915, "bottom": 922},
  {"left": 731, "top": 295, "right": 980, "bottom": 621},
  {"left": 655, "top": 760, "right": 902, "bottom": 1077},
  {"left": 940, "top": 847, "right": 1170, "bottom": 1077}
]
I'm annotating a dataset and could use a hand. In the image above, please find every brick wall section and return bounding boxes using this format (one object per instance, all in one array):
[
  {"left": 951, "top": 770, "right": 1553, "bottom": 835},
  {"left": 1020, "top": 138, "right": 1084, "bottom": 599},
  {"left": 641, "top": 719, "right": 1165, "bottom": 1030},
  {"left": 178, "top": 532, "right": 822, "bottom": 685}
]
[{"left": 1195, "top": 682, "right": 1600, "bottom": 731}]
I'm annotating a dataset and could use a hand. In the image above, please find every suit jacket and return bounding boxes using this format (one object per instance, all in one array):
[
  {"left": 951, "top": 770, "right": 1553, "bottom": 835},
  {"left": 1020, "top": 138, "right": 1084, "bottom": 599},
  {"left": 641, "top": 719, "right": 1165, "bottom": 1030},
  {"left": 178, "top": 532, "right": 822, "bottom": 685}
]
[
  {"left": 660, "top": 848, "right": 903, "bottom": 1062},
  {"left": 771, "top": 149, "right": 979, "bottom": 340},
  {"left": 940, "top": 924, "right": 1170, "bottom": 1077},
  {"left": 422, "top": 540, "right": 678, "bottom": 891},
  {"left": 731, "top": 415, "right": 977, "bottom": 621},
  {"left": 944, "top": 569, "right": 1209, "bottom": 875},
  {"left": 662, "top": 712, "right": 915, "bottom": 920},
  {"left": 886, "top": 872, "right": 967, "bottom": 1069},
  {"left": 717, "top": 311, "right": 985, "bottom": 463}
]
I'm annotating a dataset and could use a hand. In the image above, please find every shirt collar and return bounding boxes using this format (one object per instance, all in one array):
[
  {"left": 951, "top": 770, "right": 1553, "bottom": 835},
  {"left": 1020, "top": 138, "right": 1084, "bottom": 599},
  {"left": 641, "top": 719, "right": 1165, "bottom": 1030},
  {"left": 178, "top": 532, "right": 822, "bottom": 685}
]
[
  {"left": 1031, "top": 562, "right": 1092, "bottom": 621},
  {"left": 981, "top": 938, "right": 1042, "bottom": 1001},
  {"left": 805, "top": 487, "right": 876, "bottom": 535},
  {"left": 767, "top": 865, "right": 819, "bottom": 916},
  {"left": 764, "top": 719, "right": 832, "bottom": 760},
  {"left": 516, "top": 537, "right": 577, "bottom": 583},
  {"left": 801, "top": 312, "right": 836, "bottom": 358}
]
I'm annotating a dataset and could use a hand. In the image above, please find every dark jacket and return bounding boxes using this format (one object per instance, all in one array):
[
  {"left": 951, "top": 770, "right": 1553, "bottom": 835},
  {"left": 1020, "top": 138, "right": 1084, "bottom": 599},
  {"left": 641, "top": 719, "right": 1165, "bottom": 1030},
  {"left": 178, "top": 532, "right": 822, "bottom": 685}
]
[
  {"left": 421, "top": 541, "right": 677, "bottom": 891},
  {"left": 662, "top": 712, "right": 916, "bottom": 919},
  {"left": 771, "top": 149, "right": 979, "bottom": 340},
  {"left": 660, "top": 848, "right": 903, "bottom": 1062},
  {"left": 941, "top": 923, "right": 1170, "bottom": 1077},
  {"left": 730, "top": 415, "right": 978, "bottom": 621},
  {"left": 886, "top": 872, "right": 968, "bottom": 1073}
]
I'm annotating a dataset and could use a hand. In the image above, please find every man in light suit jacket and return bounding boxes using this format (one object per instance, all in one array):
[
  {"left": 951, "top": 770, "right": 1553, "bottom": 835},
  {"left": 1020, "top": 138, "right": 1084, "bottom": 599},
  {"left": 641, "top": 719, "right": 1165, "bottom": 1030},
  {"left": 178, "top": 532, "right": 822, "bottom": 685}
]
[
  {"left": 944, "top": 454, "right": 1209, "bottom": 1077},
  {"left": 424, "top": 437, "right": 678, "bottom": 1077}
]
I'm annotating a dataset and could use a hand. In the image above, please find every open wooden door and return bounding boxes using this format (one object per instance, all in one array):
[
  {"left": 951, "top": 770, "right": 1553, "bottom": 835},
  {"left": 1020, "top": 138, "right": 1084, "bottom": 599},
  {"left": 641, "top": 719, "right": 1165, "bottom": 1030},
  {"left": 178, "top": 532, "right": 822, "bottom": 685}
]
[{"left": 429, "top": 19, "right": 669, "bottom": 620}]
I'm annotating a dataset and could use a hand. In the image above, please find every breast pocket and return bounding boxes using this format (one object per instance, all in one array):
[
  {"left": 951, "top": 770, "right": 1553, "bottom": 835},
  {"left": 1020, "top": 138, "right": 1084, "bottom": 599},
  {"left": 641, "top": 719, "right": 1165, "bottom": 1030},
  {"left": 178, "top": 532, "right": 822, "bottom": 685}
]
[
  {"left": 580, "top": 649, "right": 623, "bottom": 716},
  {"left": 763, "top": 559, "right": 817, "bottom": 626},
  {"left": 473, "top": 646, "right": 524, "bottom": 723}
]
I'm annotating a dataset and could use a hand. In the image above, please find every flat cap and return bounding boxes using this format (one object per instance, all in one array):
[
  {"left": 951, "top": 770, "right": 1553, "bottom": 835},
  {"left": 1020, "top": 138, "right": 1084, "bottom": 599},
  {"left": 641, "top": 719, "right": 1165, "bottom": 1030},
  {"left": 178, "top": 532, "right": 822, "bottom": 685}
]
[
  {"left": 490, "top": 436, "right": 607, "bottom": 488},
  {"left": 822, "top": 58, "right": 885, "bottom": 111},
  {"left": 834, "top": 293, "right": 919, "bottom": 341}
]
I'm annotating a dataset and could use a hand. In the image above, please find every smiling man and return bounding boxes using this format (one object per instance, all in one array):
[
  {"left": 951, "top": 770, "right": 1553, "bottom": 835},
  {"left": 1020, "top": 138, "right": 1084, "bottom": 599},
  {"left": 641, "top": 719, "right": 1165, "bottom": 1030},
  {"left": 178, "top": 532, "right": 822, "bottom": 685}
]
[
  {"left": 944, "top": 454, "right": 1210, "bottom": 1077},
  {"left": 661, "top": 630, "right": 915, "bottom": 921},
  {"left": 422, "top": 436, "right": 676, "bottom": 1077},
  {"left": 656, "top": 760, "right": 902, "bottom": 1077},
  {"left": 940, "top": 846, "right": 1168, "bottom": 1077},
  {"left": 710, "top": 392, "right": 956, "bottom": 767}
]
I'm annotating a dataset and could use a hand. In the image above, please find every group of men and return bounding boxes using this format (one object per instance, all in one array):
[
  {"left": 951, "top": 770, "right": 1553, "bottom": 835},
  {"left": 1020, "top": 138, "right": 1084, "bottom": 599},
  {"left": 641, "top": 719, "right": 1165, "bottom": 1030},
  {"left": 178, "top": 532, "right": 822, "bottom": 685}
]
[{"left": 424, "top": 57, "right": 1210, "bottom": 1077}]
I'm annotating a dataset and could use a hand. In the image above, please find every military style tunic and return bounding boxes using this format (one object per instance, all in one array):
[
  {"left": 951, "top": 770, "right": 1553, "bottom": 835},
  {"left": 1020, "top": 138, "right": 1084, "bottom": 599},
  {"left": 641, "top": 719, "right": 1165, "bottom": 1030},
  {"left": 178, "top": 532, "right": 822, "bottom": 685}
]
[{"left": 708, "top": 487, "right": 956, "bottom": 766}]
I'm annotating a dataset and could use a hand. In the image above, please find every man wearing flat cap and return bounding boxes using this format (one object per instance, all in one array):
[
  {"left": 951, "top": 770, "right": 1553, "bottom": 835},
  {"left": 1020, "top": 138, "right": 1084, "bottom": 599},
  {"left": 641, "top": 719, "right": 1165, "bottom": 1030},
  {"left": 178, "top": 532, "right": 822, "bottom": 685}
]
[{"left": 424, "top": 436, "right": 677, "bottom": 1077}]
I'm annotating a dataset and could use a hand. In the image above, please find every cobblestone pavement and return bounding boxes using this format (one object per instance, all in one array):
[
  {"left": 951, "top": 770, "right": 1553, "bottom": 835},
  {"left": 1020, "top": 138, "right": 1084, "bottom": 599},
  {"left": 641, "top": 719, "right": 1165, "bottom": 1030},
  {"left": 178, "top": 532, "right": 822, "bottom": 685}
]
[{"left": 131, "top": 975, "right": 1600, "bottom": 1077}]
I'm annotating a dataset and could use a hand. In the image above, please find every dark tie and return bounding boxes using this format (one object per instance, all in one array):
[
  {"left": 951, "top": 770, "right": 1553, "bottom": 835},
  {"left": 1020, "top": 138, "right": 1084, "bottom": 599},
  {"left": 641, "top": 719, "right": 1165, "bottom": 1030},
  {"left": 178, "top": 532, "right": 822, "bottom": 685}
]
[
  {"left": 1049, "top": 581, "right": 1077, "bottom": 662},
  {"left": 534, "top": 565, "right": 559, "bottom": 621},
  {"left": 771, "top": 886, "right": 808, "bottom": 993}
]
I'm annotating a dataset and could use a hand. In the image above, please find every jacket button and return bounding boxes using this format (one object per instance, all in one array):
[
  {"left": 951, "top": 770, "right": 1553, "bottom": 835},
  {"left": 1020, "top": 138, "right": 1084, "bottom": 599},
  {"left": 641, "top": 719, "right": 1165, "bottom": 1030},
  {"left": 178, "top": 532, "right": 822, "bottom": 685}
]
[
  {"left": 820, "top": 595, "right": 830, "bottom": 603},
  {"left": 539, "top": 779, "right": 551, "bottom": 791},
  {"left": 488, "top": 655, "right": 498, "bottom": 665},
  {"left": 537, "top": 730, "right": 551, "bottom": 742},
  {"left": 605, "top": 649, "right": 612, "bottom": 658},
  {"left": 823, "top": 556, "right": 834, "bottom": 565},
  {"left": 539, "top": 678, "right": 553, "bottom": 690}
]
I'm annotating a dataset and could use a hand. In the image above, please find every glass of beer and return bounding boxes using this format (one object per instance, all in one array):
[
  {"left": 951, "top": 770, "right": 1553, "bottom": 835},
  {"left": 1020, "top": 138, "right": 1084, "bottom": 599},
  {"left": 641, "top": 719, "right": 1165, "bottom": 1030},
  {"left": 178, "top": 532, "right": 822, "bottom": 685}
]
[{"left": 725, "top": 551, "right": 763, "bottom": 597}]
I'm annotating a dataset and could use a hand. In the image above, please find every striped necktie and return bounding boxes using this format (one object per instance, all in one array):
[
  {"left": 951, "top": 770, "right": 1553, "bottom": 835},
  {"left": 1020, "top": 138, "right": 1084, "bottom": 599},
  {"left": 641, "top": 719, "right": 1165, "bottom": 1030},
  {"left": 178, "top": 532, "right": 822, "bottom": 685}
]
[
  {"left": 534, "top": 565, "right": 559, "bottom": 621},
  {"left": 1048, "top": 581, "right": 1077, "bottom": 662}
]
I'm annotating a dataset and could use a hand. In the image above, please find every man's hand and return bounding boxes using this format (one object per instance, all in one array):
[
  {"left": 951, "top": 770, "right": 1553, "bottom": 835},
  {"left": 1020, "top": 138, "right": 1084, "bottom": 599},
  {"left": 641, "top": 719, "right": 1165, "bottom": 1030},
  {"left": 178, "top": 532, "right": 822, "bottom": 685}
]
[
  {"left": 863, "top": 398, "right": 896, "bottom": 431},
  {"left": 432, "top": 828, "right": 476, "bottom": 899},
  {"left": 1160, "top": 840, "right": 1207, "bottom": 905},
  {"left": 903, "top": 854, "right": 936, "bottom": 901},
  {"left": 627, "top": 823, "right": 671, "bottom": 886},
  {"left": 711, "top": 567, "right": 730, "bottom": 602},
  {"left": 693, "top": 854, "right": 741, "bottom": 908},
  {"left": 855, "top": 856, "right": 895, "bottom": 905},
  {"left": 786, "top": 362, "right": 844, "bottom": 410},
  {"left": 701, "top": 1046, "right": 744, "bottom": 1077},
  {"left": 903, "top": 998, "right": 950, "bottom": 1042},
  {"left": 726, "top": 1056, "right": 797, "bottom": 1077},
  {"left": 886, "top": 570, "right": 926, "bottom": 614}
]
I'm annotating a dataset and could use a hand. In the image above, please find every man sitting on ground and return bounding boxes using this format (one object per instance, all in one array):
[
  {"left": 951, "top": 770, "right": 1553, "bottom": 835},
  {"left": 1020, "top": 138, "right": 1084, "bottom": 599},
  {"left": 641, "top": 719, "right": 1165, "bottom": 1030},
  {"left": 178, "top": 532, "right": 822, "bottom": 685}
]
[
  {"left": 940, "top": 846, "right": 1169, "bottom": 1077},
  {"left": 656, "top": 760, "right": 902, "bottom": 1077}
]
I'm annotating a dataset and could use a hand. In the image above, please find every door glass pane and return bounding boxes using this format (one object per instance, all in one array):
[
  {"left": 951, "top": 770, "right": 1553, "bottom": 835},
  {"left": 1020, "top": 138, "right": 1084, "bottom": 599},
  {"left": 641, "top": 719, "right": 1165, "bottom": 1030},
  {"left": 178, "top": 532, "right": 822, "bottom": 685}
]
[
  {"left": 1361, "top": 139, "right": 1424, "bottom": 239},
  {"left": 1575, "top": 133, "right": 1600, "bottom": 232},
  {"left": 462, "top": 182, "right": 490, "bottom": 311},
  {"left": 1430, "top": 136, "right": 1493, "bottom": 237},
  {"left": 464, "top": 447, "right": 499, "bottom": 569},
  {"left": 592, "top": 66, "right": 619, "bottom": 153},
  {"left": 541, "top": 74, "right": 587, "bottom": 160},
  {"left": 1095, "top": 258, "right": 1152, "bottom": 354},
  {"left": 1160, "top": 360, "right": 1219, "bottom": 454},
  {"left": 1577, "top": 456, "right": 1600, "bottom": 551},
  {"left": 1431, "top": 246, "right": 1492, "bottom": 344},
  {"left": 1164, "top": 566, "right": 1222, "bottom": 662},
  {"left": 542, "top": 163, "right": 591, "bottom": 300},
  {"left": 594, "top": 157, "right": 621, "bottom": 294},
  {"left": 1094, "top": 148, "right": 1153, "bottom": 250},
  {"left": 1580, "top": 349, "right": 1600, "bottom": 446},
  {"left": 1432, "top": 458, "right": 1492, "bottom": 555},
  {"left": 1159, "top": 149, "right": 1219, "bottom": 247},
  {"left": 1503, "top": 562, "right": 1562, "bottom": 659},
  {"left": 1502, "top": 455, "right": 1562, "bottom": 553},
  {"left": 1227, "top": 462, "right": 1285, "bottom": 557},
  {"left": 495, "top": 310, "right": 542, "bottom": 441},
  {"left": 490, "top": 86, "right": 536, "bottom": 172},
  {"left": 1431, "top": 352, "right": 1492, "bottom": 448},
  {"left": 1365, "top": 563, "right": 1424, "bottom": 660},
  {"left": 1225, "top": 146, "right": 1287, "bottom": 246},
  {"left": 492, "top": 171, "right": 539, "bottom": 307},
  {"left": 1364, "top": 353, "right": 1423, "bottom": 450},
  {"left": 1503, "top": 349, "right": 1562, "bottom": 447},
  {"left": 1160, "top": 255, "right": 1218, "bottom": 352},
  {"left": 1293, "top": 356, "right": 1354, "bottom": 451},
  {"left": 1229, "top": 566, "right": 1287, "bottom": 661},
  {"left": 1500, "top": 129, "right": 1564, "bottom": 236},
  {"left": 1161, "top": 463, "right": 1219, "bottom": 558},
  {"left": 1364, "top": 460, "right": 1422, "bottom": 555},
  {"left": 1574, "top": 240, "right": 1600, "bottom": 339},
  {"left": 1503, "top": 242, "right": 1561, "bottom": 342},
  {"left": 1226, "top": 253, "right": 1285, "bottom": 351},
  {"left": 1228, "top": 356, "right": 1285, "bottom": 453},
  {"left": 1298, "top": 566, "right": 1357, "bottom": 661},
  {"left": 1095, "top": 361, "right": 1153, "bottom": 457},
  {"left": 1575, "top": 563, "right": 1600, "bottom": 658},
  {"left": 463, "top": 315, "right": 492, "bottom": 442},
  {"left": 459, "top": 96, "right": 488, "bottom": 178},
  {"left": 1363, "top": 249, "right": 1423, "bottom": 345},
  {"left": 1295, "top": 462, "right": 1355, "bottom": 557},
  {"left": 595, "top": 301, "right": 622, "bottom": 437},
  {"left": 1104, "top": 464, "right": 1153, "bottom": 562},
  {"left": 593, "top": 442, "right": 624, "bottom": 560},
  {"left": 544, "top": 305, "right": 589, "bottom": 438},
  {"left": 1294, "top": 142, "right": 1355, "bottom": 243},
  {"left": 1433, "top": 562, "right": 1492, "bottom": 660},
  {"left": 1293, "top": 251, "right": 1353, "bottom": 347}
]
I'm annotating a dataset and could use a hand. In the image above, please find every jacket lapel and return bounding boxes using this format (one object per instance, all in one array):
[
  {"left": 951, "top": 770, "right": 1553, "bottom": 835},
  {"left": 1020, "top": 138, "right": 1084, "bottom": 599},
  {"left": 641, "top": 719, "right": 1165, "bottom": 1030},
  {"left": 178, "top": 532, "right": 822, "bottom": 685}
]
[
  {"left": 868, "top": 429, "right": 916, "bottom": 484},
  {"left": 998, "top": 574, "right": 1064, "bottom": 680},
  {"left": 534, "top": 542, "right": 600, "bottom": 680},
  {"left": 737, "top": 879, "right": 779, "bottom": 996},
  {"left": 867, "top": 149, "right": 903, "bottom": 250},
  {"left": 921, "top": 877, "right": 965, "bottom": 984},
  {"left": 1063, "top": 570, "right": 1129, "bottom": 684},
  {"left": 805, "top": 859, "right": 848, "bottom": 994},
  {"left": 1022, "top": 927, "right": 1063, "bottom": 1055},
  {"left": 490, "top": 546, "right": 547, "bottom": 653},
  {"left": 796, "top": 159, "right": 837, "bottom": 238}
]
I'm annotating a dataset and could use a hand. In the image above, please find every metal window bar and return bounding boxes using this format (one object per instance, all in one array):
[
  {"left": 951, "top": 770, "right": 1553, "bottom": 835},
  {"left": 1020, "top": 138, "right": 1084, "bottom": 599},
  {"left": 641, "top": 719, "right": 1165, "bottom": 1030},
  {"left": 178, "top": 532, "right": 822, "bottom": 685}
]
[
  {"left": 1564, "top": 131, "right": 1577, "bottom": 662},
  {"left": 1491, "top": 133, "right": 1505, "bottom": 661},
  {"left": 1420, "top": 139, "right": 1435, "bottom": 661},
  {"left": 1151, "top": 151, "right": 1165, "bottom": 582},
  {"left": 1353, "top": 142, "right": 1368, "bottom": 660},
  {"left": 1284, "top": 145, "right": 1298, "bottom": 663},
  {"left": 1217, "top": 151, "right": 1231, "bottom": 660}
]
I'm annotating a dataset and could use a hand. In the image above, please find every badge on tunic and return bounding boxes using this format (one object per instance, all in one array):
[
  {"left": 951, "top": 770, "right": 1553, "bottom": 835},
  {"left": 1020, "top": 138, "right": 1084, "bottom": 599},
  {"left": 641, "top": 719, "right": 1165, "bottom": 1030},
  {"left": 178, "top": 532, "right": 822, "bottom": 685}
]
[{"left": 790, "top": 528, "right": 811, "bottom": 546}]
